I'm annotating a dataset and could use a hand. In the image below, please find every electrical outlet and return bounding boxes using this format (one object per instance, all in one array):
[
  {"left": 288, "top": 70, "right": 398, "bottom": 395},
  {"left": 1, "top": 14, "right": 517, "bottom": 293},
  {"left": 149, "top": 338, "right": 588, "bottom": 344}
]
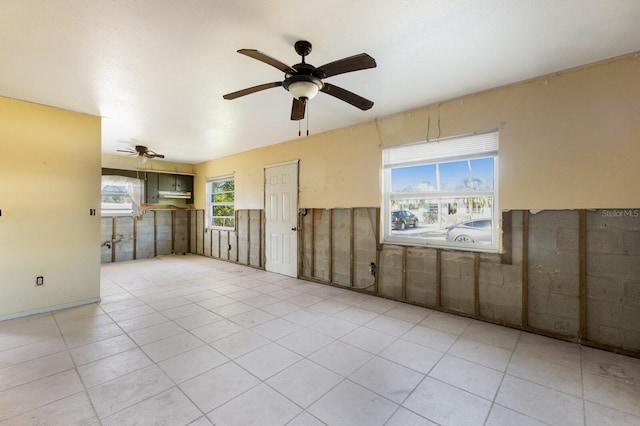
[
  {"left": 36, "top": 276, "right": 44, "bottom": 286},
  {"left": 369, "top": 262, "right": 376, "bottom": 276}
]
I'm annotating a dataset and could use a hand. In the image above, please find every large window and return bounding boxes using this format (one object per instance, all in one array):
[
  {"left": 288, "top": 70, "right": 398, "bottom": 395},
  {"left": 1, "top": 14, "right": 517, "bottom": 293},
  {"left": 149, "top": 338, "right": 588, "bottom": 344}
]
[
  {"left": 207, "top": 175, "right": 235, "bottom": 229},
  {"left": 382, "top": 131, "right": 499, "bottom": 252},
  {"left": 101, "top": 175, "right": 144, "bottom": 217}
]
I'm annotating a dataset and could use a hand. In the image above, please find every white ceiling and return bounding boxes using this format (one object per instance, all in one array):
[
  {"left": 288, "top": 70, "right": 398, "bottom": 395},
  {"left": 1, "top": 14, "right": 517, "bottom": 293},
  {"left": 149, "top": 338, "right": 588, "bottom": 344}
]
[{"left": 1, "top": 1, "right": 639, "bottom": 164}]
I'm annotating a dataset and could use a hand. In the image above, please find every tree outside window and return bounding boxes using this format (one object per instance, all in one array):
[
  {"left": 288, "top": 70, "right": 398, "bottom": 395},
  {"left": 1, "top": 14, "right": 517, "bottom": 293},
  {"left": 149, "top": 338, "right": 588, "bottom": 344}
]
[{"left": 209, "top": 176, "right": 235, "bottom": 228}]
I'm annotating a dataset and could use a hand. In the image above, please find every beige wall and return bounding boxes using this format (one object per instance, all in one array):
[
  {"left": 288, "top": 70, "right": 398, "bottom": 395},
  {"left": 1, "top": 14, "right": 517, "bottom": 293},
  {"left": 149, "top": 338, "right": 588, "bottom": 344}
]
[
  {"left": 0, "top": 97, "right": 101, "bottom": 318},
  {"left": 195, "top": 53, "right": 640, "bottom": 211}
]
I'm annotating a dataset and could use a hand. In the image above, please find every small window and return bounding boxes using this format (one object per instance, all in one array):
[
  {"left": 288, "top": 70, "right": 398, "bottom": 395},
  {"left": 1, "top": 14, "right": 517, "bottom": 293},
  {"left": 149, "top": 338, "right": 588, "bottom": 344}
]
[
  {"left": 207, "top": 175, "right": 235, "bottom": 229},
  {"left": 382, "top": 131, "right": 499, "bottom": 252},
  {"left": 101, "top": 175, "right": 144, "bottom": 217}
]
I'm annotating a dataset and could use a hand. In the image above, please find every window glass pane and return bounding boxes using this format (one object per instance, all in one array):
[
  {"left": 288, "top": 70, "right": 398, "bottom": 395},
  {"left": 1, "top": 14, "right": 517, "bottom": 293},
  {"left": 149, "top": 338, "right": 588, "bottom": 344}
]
[
  {"left": 209, "top": 176, "right": 235, "bottom": 229},
  {"left": 213, "top": 205, "right": 234, "bottom": 217},
  {"left": 388, "top": 196, "right": 494, "bottom": 246},
  {"left": 439, "top": 160, "right": 471, "bottom": 191},
  {"left": 469, "top": 157, "right": 494, "bottom": 190},
  {"left": 391, "top": 164, "right": 437, "bottom": 192},
  {"left": 101, "top": 176, "right": 142, "bottom": 216},
  {"left": 213, "top": 192, "right": 234, "bottom": 203},
  {"left": 213, "top": 180, "right": 234, "bottom": 193}
]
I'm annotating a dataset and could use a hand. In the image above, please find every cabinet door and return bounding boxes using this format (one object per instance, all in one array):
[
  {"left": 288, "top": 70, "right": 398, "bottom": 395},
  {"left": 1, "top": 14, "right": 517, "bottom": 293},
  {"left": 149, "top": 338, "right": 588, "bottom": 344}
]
[
  {"left": 175, "top": 175, "right": 192, "bottom": 192},
  {"left": 146, "top": 173, "right": 159, "bottom": 203},
  {"left": 158, "top": 174, "right": 176, "bottom": 191}
]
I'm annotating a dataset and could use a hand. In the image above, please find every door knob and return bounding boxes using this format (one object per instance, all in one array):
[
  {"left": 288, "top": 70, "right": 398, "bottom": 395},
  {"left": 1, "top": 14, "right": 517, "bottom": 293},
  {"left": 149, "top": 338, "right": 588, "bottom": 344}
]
[{"left": 291, "top": 227, "right": 297, "bottom": 231}]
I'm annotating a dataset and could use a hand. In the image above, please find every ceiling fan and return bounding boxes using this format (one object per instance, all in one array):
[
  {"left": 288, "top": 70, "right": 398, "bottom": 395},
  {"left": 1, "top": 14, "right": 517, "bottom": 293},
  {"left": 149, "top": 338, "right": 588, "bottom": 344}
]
[
  {"left": 117, "top": 145, "right": 165, "bottom": 163},
  {"left": 223, "top": 40, "right": 377, "bottom": 121}
]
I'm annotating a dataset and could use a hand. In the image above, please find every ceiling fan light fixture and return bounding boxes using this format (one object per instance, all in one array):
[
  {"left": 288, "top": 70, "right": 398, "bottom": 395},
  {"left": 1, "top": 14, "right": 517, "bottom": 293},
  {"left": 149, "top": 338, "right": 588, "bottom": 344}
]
[
  {"left": 288, "top": 80, "right": 319, "bottom": 100},
  {"left": 283, "top": 75, "right": 323, "bottom": 101}
]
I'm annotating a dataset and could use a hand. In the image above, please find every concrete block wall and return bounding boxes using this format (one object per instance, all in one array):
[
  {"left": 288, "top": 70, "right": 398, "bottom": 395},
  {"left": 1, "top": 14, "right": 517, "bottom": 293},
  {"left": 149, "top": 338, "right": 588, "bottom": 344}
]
[
  {"left": 405, "top": 248, "right": 438, "bottom": 306},
  {"left": 137, "top": 211, "right": 155, "bottom": 259},
  {"left": 297, "top": 207, "right": 640, "bottom": 356},
  {"left": 191, "top": 209, "right": 262, "bottom": 269},
  {"left": 331, "top": 209, "right": 352, "bottom": 286},
  {"left": 527, "top": 210, "right": 580, "bottom": 337},
  {"left": 174, "top": 211, "right": 189, "bottom": 255},
  {"left": 101, "top": 210, "right": 190, "bottom": 264},
  {"left": 586, "top": 210, "right": 640, "bottom": 352}
]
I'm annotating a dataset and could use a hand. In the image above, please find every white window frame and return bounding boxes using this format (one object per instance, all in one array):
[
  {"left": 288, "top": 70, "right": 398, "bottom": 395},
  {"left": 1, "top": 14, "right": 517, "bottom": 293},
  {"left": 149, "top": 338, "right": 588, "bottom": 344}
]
[
  {"left": 101, "top": 175, "right": 144, "bottom": 217},
  {"left": 207, "top": 174, "right": 235, "bottom": 229},
  {"left": 382, "top": 131, "right": 500, "bottom": 253}
]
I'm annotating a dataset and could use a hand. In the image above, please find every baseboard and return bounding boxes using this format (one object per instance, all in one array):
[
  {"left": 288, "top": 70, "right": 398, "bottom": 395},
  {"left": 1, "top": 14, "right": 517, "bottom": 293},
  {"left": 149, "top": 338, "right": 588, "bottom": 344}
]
[{"left": 0, "top": 297, "right": 102, "bottom": 322}]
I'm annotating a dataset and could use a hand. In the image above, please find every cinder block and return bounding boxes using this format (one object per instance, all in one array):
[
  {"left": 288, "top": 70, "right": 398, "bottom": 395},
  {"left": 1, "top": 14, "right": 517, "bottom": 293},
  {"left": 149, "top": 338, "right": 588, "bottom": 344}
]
[
  {"left": 556, "top": 227, "right": 578, "bottom": 251},
  {"left": 529, "top": 271, "right": 579, "bottom": 296},
  {"left": 624, "top": 280, "right": 640, "bottom": 307},
  {"left": 622, "top": 230, "right": 640, "bottom": 255},
  {"left": 529, "top": 248, "right": 579, "bottom": 274},
  {"left": 479, "top": 263, "right": 505, "bottom": 287},
  {"left": 622, "top": 328, "right": 640, "bottom": 352},
  {"left": 588, "top": 254, "right": 640, "bottom": 278},
  {"left": 587, "top": 230, "right": 621, "bottom": 254},
  {"left": 587, "top": 323, "right": 624, "bottom": 348},
  {"left": 585, "top": 276, "right": 624, "bottom": 303},
  {"left": 587, "top": 299, "right": 624, "bottom": 328}
]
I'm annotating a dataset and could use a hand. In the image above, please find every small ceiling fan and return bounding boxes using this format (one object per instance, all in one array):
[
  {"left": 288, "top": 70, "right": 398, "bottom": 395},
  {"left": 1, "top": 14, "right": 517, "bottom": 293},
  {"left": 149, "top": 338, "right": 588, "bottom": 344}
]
[
  {"left": 223, "top": 40, "right": 377, "bottom": 121},
  {"left": 117, "top": 145, "right": 165, "bottom": 163}
]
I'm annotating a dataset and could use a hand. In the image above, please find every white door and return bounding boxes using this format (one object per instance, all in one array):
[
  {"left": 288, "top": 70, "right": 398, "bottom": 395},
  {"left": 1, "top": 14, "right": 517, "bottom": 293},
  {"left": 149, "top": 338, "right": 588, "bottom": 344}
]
[{"left": 264, "top": 161, "right": 299, "bottom": 277}]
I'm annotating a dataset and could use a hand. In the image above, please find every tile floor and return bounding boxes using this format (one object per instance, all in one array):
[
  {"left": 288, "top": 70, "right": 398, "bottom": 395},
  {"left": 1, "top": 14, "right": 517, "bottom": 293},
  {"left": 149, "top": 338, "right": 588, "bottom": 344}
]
[{"left": 1, "top": 254, "right": 639, "bottom": 425}]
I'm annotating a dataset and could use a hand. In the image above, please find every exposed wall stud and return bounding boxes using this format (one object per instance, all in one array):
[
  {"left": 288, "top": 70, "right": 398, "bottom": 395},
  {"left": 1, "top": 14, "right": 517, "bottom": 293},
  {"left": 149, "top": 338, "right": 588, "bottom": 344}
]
[
  {"left": 247, "top": 210, "right": 251, "bottom": 264},
  {"left": 436, "top": 250, "right": 442, "bottom": 307},
  {"left": 310, "top": 208, "right": 316, "bottom": 278},
  {"left": 401, "top": 247, "right": 407, "bottom": 300},
  {"left": 349, "top": 208, "right": 355, "bottom": 286},
  {"left": 153, "top": 211, "right": 158, "bottom": 257},
  {"left": 579, "top": 209, "right": 587, "bottom": 341},
  {"left": 187, "top": 210, "right": 192, "bottom": 253},
  {"left": 296, "top": 210, "right": 301, "bottom": 277},
  {"left": 260, "top": 210, "right": 264, "bottom": 268},
  {"left": 111, "top": 217, "right": 117, "bottom": 263},
  {"left": 171, "top": 210, "right": 176, "bottom": 254},
  {"left": 374, "top": 208, "right": 381, "bottom": 293},
  {"left": 501, "top": 211, "right": 513, "bottom": 265},
  {"left": 328, "top": 209, "right": 333, "bottom": 283},
  {"left": 474, "top": 253, "right": 480, "bottom": 316},
  {"left": 522, "top": 210, "right": 529, "bottom": 327},
  {"left": 133, "top": 216, "right": 137, "bottom": 260}
]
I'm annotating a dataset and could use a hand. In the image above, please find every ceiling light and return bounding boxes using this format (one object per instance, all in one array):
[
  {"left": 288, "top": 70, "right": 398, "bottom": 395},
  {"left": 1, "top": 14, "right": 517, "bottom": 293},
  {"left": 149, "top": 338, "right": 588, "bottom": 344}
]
[
  {"left": 283, "top": 75, "right": 323, "bottom": 101},
  {"left": 288, "top": 81, "right": 319, "bottom": 100}
]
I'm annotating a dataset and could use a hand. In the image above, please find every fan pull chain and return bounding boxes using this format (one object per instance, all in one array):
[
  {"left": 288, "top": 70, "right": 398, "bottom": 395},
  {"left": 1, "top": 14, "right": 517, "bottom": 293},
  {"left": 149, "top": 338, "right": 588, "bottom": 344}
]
[
  {"left": 298, "top": 120, "right": 301, "bottom": 137},
  {"left": 306, "top": 102, "right": 310, "bottom": 136}
]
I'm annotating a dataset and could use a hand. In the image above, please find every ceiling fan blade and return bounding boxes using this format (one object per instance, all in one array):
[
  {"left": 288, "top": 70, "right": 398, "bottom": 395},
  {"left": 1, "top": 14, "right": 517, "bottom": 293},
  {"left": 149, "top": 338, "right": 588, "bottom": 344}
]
[
  {"left": 143, "top": 152, "right": 165, "bottom": 159},
  {"left": 223, "top": 81, "right": 283, "bottom": 100},
  {"left": 116, "top": 149, "right": 135, "bottom": 153},
  {"left": 315, "top": 53, "right": 376, "bottom": 78},
  {"left": 320, "top": 83, "right": 374, "bottom": 110},
  {"left": 238, "top": 49, "right": 296, "bottom": 74},
  {"left": 291, "top": 98, "right": 306, "bottom": 121}
]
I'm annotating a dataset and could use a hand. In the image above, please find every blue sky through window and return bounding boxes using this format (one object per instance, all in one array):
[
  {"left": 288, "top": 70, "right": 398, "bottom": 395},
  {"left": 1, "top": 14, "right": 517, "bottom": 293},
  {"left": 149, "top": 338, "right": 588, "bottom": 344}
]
[{"left": 391, "top": 157, "right": 493, "bottom": 192}]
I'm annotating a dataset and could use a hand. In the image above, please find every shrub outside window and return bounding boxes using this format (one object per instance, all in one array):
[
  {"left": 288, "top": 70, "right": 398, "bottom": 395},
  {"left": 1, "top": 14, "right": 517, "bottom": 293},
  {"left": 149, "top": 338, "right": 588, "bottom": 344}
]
[
  {"left": 382, "top": 131, "right": 499, "bottom": 252},
  {"left": 208, "top": 175, "right": 235, "bottom": 229}
]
